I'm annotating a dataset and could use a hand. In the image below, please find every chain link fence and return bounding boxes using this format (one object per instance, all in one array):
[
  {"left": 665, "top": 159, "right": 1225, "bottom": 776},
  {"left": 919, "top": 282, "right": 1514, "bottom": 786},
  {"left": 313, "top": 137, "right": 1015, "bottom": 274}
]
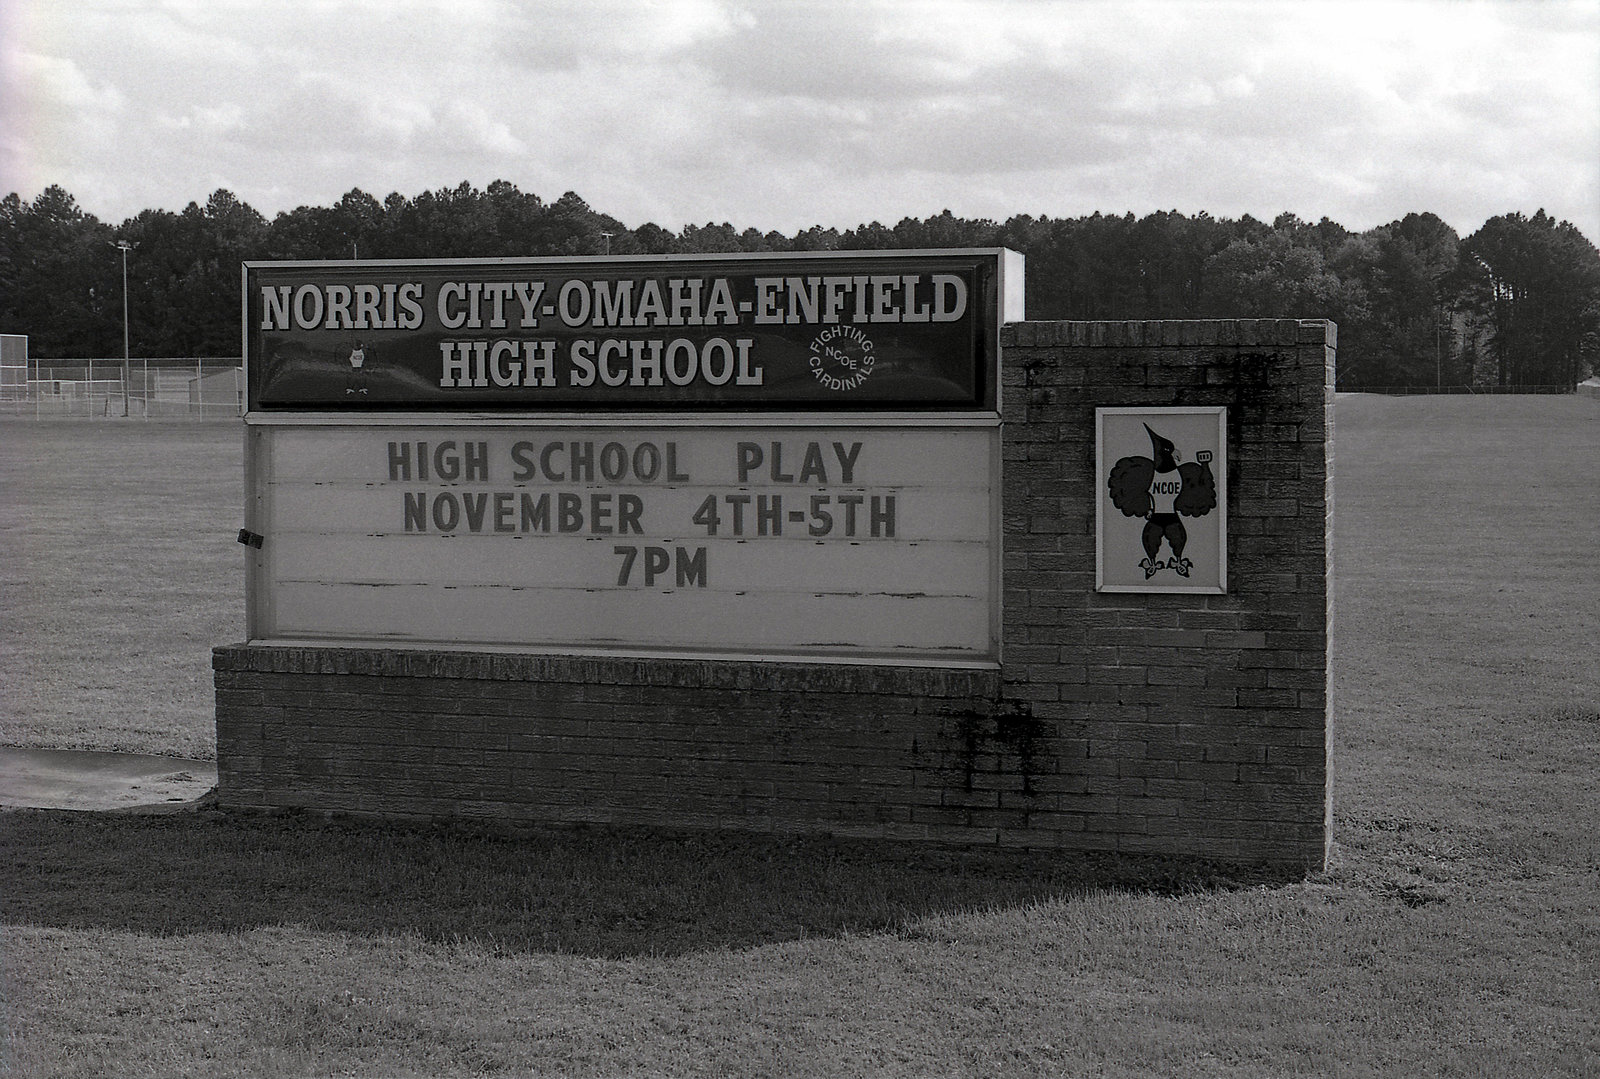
[{"left": 0, "top": 357, "right": 244, "bottom": 419}]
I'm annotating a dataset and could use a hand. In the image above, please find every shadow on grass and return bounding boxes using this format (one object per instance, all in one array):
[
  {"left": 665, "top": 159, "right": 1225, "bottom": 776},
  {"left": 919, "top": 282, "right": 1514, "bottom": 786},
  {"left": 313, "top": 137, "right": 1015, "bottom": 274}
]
[{"left": 0, "top": 809, "right": 1287, "bottom": 957}]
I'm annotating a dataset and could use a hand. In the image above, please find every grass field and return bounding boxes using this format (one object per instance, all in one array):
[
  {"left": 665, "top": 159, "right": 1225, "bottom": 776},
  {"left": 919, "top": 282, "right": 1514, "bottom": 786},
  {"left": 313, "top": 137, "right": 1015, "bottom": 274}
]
[
  {"left": 2, "top": 397, "right": 1598, "bottom": 1077},
  {"left": 0, "top": 421, "right": 241, "bottom": 759}
]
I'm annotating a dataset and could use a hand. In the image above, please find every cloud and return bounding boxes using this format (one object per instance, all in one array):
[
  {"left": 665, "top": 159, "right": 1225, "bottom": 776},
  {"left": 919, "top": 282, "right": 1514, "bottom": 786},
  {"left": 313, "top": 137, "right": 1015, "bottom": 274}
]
[
  {"left": 0, "top": 49, "right": 124, "bottom": 208},
  {"left": 494, "top": 0, "right": 743, "bottom": 69},
  {"left": 2, "top": 0, "right": 1595, "bottom": 243},
  {"left": 10, "top": 51, "right": 124, "bottom": 117}
]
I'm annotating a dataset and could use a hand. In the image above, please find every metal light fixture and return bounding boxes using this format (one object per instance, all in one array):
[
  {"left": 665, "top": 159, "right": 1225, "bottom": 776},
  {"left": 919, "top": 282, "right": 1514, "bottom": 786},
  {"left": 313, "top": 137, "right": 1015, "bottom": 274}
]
[{"left": 109, "top": 239, "right": 137, "bottom": 416}]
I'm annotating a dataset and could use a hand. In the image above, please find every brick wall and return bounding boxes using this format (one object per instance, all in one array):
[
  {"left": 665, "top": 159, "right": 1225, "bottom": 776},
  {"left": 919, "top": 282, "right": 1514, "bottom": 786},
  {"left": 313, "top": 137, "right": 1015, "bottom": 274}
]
[
  {"left": 212, "top": 649, "right": 1001, "bottom": 840},
  {"left": 998, "top": 319, "right": 1334, "bottom": 868},
  {"left": 214, "top": 318, "right": 1334, "bottom": 869}
]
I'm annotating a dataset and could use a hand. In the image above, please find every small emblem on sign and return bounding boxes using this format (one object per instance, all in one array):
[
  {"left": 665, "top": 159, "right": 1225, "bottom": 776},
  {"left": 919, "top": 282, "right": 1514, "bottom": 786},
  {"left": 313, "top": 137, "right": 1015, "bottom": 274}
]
[{"left": 808, "top": 325, "right": 876, "bottom": 392}]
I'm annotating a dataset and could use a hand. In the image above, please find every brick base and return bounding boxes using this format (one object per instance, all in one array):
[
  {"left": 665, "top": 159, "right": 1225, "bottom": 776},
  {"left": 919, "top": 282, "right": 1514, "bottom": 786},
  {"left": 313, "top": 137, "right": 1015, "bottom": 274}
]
[{"left": 214, "top": 646, "right": 1012, "bottom": 843}]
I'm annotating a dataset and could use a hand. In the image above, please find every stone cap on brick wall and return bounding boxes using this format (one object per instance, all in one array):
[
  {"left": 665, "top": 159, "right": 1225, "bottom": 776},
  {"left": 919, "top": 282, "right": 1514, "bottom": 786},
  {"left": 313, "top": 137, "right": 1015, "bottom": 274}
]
[
  {"left": 213, "top": 644, "right": 1002, "bottom": 699},
  {"left": 1000, "top": 319, "right": 1336, "bottom": 349}
]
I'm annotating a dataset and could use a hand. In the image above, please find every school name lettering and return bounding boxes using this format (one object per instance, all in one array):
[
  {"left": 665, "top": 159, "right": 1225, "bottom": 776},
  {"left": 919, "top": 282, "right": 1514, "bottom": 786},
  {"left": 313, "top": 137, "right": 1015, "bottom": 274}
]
[
  {"left": 383, "top": 437, "right": 897, "bottom": 589},
  {"left": 260, "top": 274, "right": 969, "bottom": 334},
  {"left": 435, "top": 337, "right": 764, "bottom": 390}
]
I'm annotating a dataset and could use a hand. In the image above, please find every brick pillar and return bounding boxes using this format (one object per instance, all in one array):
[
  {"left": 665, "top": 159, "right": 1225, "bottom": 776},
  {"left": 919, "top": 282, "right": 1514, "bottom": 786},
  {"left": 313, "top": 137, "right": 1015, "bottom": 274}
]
[{"left": 996, "top": 319, "right": 1334, "bottom": 869}]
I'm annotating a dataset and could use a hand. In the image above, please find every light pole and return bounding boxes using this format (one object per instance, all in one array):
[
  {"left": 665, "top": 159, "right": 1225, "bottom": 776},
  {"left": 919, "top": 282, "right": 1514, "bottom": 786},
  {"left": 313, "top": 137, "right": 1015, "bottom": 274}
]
[{"left": 109, "top": 239, "right": 137, "bottom": 416}]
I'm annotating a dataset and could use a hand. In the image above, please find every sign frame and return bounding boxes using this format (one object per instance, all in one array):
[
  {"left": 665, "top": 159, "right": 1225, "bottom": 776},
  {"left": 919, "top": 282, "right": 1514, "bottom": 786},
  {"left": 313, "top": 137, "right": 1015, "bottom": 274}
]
[
  {"left": 239, "top": 249, "right": 1020, "bottom": 668},
  {"left": 241, "top": 417, "right": 1003, "bottom": 667},
  {"left": 240, "top": 249, "right": 1022, "bottom": 418}
]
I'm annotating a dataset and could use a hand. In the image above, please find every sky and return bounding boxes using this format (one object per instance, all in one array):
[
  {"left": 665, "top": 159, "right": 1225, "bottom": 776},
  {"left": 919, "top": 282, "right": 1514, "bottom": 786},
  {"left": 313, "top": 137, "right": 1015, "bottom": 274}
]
[{"left": 2, "top": 0, "right": 1597, "bottom": 242}]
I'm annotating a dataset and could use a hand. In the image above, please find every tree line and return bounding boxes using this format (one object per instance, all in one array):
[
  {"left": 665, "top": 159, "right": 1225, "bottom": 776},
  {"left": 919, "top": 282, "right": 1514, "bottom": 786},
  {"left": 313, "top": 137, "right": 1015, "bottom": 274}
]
[{"left": 3, "top": 181, "right": 1597, "bottom": 388}]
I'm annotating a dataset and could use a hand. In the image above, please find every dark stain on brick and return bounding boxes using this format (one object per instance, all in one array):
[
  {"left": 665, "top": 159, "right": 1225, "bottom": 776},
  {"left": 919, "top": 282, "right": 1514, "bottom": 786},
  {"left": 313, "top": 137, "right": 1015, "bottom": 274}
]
[{"left": 944, "top": 702, "right": 1045, "bottom": 796}]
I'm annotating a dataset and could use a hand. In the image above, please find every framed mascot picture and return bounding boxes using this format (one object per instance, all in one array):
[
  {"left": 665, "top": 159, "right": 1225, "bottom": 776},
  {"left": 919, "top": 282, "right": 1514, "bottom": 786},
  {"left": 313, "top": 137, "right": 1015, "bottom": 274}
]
[{"left": 1096, "top": 406, "right": 1227, "bottom": 593}]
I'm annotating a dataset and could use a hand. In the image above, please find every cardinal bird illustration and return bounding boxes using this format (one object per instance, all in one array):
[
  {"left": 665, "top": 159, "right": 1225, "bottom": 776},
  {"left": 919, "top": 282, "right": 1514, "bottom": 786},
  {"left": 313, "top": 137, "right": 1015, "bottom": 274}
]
[{"left": 1107, "top": 423, "right": 1218, "bottom": 578}]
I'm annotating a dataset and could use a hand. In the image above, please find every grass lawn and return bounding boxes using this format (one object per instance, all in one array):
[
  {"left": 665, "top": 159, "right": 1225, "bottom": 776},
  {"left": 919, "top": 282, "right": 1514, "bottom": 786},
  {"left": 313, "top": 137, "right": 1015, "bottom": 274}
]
[
  {"left": 0, "top": 420, "right": 242, "bottom": 759},
  {"left": 2, "top": 396, "right": 1598, "bottom": 1077}
]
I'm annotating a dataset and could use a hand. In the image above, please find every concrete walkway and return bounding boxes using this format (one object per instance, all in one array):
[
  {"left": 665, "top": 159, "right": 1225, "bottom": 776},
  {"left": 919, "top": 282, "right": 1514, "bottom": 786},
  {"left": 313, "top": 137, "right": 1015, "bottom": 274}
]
[{"left": 0, "top": 747, "right": 216, "bottom": 811}]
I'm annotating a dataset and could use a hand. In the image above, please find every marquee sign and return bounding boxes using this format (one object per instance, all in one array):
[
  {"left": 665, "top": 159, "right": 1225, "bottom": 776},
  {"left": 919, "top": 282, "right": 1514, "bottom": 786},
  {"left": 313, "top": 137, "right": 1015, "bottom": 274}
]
[
  {"left": 240, "top": 250, "right": 1019, "bottom": 665},
  {"left": 242, "top": 251, "right": 1013, "bottom": 412},
  {"left": 246, "top": 422, "right": 998, "bottom": 662}
]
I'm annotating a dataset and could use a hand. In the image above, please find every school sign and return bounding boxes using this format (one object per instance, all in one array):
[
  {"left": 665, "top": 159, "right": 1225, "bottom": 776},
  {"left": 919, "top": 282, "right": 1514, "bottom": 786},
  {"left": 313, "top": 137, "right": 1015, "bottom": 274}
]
[
  {"left": 245, "top": 252, "right": 1006, "bottom": 411},
  {"left": 221, "top": 248, "right": 1335, "bottom": 871},
  {"left": 240, "top": 251, "right": 1018, "bottom": 664}
]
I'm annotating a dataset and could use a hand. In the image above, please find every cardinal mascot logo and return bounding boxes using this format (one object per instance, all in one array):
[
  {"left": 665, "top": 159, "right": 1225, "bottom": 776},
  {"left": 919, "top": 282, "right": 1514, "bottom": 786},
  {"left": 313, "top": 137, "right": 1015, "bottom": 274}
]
[{"left": 1107, "top": 423, "right": 1218, "bottom": 579}]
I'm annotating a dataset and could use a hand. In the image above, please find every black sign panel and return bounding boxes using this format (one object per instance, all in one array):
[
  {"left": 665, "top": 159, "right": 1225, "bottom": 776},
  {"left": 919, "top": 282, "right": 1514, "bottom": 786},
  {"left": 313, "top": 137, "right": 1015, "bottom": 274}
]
[{"left": 243, "top": 251, "right": 1009, "bottom": 412}]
